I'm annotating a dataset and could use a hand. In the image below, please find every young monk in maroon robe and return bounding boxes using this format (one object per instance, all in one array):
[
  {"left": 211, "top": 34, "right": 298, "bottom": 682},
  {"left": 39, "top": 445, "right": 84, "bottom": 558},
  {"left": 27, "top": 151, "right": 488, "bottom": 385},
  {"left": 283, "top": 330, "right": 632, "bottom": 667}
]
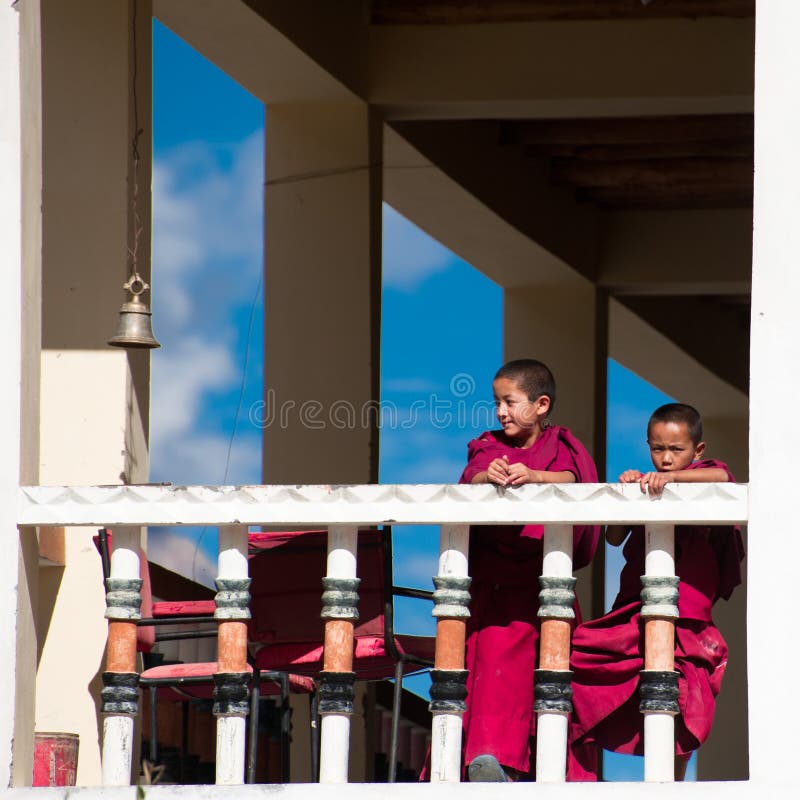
[
  {"left": 458, "top": 359, "right": 599, "bottom": 781},
  {"left": 569, "top": 403, "right": 743, "bottom": 781}
]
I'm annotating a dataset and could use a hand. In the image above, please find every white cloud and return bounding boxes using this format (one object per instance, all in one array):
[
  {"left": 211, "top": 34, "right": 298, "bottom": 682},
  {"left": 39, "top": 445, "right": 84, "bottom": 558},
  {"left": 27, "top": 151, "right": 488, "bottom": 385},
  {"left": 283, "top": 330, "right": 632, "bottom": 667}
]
[
  {"left": 382, "top": 204, "right": 457, "bottom": 290},
  {"left": 151, "top": 336, "right": 238, "bottom": 441},
  {"left": 148, "top": 134, "right": 265, "bottom": 585},
  {"left": 150, "top": 430, "right": 261, "bottom": 487},
  {"left": 147, "top": 528, "right": 219, "bottom": 590},
  {"left": 151, "top": 133, "right": 264, "bottom": 335}
]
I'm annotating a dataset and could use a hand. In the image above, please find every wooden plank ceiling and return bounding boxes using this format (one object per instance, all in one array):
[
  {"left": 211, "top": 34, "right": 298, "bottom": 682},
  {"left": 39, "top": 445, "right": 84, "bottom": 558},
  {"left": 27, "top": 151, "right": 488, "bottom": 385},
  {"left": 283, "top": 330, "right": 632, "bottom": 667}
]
[
  {"left": 501, "top": 114, "right": 754, "bottom": 210},
  {"left": 371, "top": 0, "right": 755, "bottom": 25}
]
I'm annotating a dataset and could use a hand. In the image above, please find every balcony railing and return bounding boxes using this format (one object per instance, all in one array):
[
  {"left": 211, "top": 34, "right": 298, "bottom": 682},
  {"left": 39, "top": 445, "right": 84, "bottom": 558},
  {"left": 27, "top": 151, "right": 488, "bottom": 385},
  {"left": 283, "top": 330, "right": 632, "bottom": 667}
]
[{"left": 18, "top": 482, "right": 747, "bottom": 787}]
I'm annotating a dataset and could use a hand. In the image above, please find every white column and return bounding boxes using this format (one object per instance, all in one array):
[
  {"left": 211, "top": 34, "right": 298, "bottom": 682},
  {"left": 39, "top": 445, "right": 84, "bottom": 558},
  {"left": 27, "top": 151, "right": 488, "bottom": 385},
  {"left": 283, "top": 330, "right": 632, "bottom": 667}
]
[
  {"left": 101, "top": 527, "right": 140, "bottom": 787},
  {"left": 749, "top": 2, "right": 800, "bottom": 786},
  {"left": 535, "top": 524, "right": 574, "bottom": 783},
  {"left": 34, "top": 0, "right": 153, "bottom": 785},
  {"left": 215, "top": 525, "right": 249, "bottom": 786},
  {"left": 0, "top": 0, "right": 41, "bottom": 786},
  {"left": 319, "top": 525, "right": 359, "bottom": 784},
  {"left": 642, "top": 523, "right": 677, "bottom": 783},
  {"left": 429, "top": 524, "right": 470, "bottom": 783}
]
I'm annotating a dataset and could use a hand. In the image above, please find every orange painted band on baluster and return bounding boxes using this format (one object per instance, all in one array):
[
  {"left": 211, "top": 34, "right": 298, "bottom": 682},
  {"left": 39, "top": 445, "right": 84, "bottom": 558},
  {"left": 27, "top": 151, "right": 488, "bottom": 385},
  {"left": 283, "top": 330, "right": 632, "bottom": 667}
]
[
  {"left": 539, "top": 618, "right": 572, "bottom": 672},
  {"left": 106, "top": 620, "right": 138, "bottom": 673},
  {"left": 323, "top": 619, "right": 354, "bottom": 673},
  {"left": 434, "top": 618, "right": 466, "bottom": 671},
  {"left": 644, "top": 618, "right": 675, "bottom": 672},
  {"left": 217, "top": 620, "right": 248, "bottom": 673}
]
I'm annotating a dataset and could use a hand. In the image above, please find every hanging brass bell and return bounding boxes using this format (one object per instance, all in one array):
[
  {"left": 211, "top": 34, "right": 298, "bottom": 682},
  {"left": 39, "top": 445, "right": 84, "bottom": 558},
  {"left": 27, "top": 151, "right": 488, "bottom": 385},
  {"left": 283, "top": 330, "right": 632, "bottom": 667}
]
[{"left": 107, "top": 276, "right": 161, "bottom": 349}]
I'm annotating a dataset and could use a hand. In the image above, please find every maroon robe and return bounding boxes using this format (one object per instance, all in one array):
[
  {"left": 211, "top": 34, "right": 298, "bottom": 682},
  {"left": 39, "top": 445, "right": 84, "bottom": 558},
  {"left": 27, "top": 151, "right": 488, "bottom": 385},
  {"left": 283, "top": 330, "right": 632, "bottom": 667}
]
[
  {"left": 458, "top": 426, "right": 600, "bottom": 776},
  {"left": 569, "top": 459, "right": 743, "bottom": 779}
]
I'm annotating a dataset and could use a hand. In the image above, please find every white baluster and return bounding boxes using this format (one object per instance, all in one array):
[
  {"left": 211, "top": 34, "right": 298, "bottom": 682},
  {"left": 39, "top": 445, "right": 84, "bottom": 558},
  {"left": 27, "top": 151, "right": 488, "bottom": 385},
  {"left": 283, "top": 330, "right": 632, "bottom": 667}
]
[
  {"left": 430, "top": 523, "right": 470, "bottom": 783},
  {"left": 319, "top": 525, "right": 359, "bottom": 783},
  {"left": 101, "top": 526, "right": 140, "bottom": 786},
  {"left": 215, "top": 524, "right": 250, "bottom": 785},
  {"left": 642, "top": 523, "right": 679, "bottom": 783},
  {"left": 535, "top": 524, "right": 575, "bottom": 783}
]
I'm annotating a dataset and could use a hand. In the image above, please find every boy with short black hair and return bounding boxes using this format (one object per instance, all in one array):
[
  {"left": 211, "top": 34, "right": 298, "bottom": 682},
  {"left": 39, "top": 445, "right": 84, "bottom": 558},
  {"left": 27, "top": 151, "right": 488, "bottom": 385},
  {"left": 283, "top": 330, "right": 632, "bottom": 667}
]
[
  {"left": 569, "top": 402, "right": 744, "bottom": 780},
  {"left": 459, "top": 358, "right": 600, "bottom": 781}
]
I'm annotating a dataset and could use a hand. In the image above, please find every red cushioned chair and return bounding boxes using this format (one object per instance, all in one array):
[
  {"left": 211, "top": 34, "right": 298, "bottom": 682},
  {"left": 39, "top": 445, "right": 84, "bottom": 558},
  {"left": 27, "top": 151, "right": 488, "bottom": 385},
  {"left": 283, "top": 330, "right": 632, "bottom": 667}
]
[
  {"left": 96, "top": 529, "right": 313, "bottom": 783},
  {"left": 246, "top": 527, "right": 436, "bottom": 781}
]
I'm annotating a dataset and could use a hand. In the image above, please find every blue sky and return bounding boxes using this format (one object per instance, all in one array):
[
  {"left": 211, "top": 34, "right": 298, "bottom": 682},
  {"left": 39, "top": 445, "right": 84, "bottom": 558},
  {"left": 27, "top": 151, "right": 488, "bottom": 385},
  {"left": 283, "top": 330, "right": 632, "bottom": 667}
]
[{"left": 148, "top": 19, "right": 686, "bottom": 781}]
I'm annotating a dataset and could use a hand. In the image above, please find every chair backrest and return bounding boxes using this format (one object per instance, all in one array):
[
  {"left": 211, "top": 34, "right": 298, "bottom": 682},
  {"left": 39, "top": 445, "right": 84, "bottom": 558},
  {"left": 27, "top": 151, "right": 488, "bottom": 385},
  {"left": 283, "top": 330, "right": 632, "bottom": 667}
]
[{"left": 247, "top": 529, "right": 385, "bottom": 645}]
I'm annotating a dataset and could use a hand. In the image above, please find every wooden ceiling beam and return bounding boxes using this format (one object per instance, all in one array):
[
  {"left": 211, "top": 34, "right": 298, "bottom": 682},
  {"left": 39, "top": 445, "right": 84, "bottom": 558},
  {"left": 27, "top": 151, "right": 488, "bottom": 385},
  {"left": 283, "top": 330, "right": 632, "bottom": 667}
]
[
  {"left": 578, "top": 186, "right": 753, "bottom": 210},
  {"left": 371, "top": 1, "right": 755, "bottom": 25},
  {"left": 524, "top": 139, "right": 753, "bottom": 161},
  {"left": 504, "top": 114, "right": 754, "bottom": 147},
  {"left": 551, "top": 156, "right": 753, "bottom": 189},
  {"left": 617, "top": 295, "right": 749, "bottom": 393}
]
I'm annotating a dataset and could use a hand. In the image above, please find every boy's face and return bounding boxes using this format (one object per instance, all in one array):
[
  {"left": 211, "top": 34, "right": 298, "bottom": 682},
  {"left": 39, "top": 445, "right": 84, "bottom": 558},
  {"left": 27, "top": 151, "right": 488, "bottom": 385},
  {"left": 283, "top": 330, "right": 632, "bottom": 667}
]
[
  {"left": 647, "top": 420, "right": 705, "bottom": 472},
  {"left": 493, "top": 377, "right": 549, "bottom": 443}
]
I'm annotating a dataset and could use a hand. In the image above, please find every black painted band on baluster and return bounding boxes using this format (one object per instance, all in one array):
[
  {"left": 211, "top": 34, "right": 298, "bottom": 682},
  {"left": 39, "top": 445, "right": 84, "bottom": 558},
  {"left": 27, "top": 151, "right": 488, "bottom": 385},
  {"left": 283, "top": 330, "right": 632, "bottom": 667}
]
[
  {"left": 640, "top": 575, "right": 680, "bottom": 619},
  {"left": 321, "top": 577, "right": 361, "bottom": 621},
  {"left": 428, "top": 669, "right": 468, "bottom": 714},
  {"left": 104, "top": 577, "right": 142, "bottom": 621},
  {"left": 534, "top": 669, "right": 573, "bottom": 713},
  {"left": 318, "top": 671, "right": 356, "bottom": 715},
  {"left": 432, "top": 575, "right": 472, "bottom": 619},
  {"left": 212, "top": 671, "right": 250, "bottom": 716},
  {"left": 101, "top": 671, "right": 140, "bottom": 715},
  {"left": 537, "top": 576, "right": 576, "bottom": 620},
  {"left": 214, "top": 577, "right": 252, "bottom": 620},
  {"left": 639, "top": 669, "right": 680, "bottom": 714}
]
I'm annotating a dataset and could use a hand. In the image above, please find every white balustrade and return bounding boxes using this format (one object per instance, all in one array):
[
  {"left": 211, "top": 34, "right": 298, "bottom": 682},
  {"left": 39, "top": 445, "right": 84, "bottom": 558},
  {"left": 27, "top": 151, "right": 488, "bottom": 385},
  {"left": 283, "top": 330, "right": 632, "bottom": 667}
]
[{"left": 17, "top": 483, "right": 747, "bottom": 785}]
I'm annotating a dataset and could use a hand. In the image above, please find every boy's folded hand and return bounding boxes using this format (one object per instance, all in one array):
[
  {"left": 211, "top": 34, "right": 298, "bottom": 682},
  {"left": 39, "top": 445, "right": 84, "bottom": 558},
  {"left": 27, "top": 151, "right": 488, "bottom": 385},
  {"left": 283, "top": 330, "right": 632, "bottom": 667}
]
[
  {"left": 486, "top": 456, "right": 511, "bottom": 485},
  {"left": 506, "top": 462, "right": 533, "bottom": 485}
]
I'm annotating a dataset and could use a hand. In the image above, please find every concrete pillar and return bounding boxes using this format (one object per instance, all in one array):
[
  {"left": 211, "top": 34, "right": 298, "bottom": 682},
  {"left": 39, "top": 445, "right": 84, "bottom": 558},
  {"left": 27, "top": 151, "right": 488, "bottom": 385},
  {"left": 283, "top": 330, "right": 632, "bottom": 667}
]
[
  {"left": 504, "top": 282, "right": 605, "bottom": 616},
  {"left": 747, "top": 1, "right": 800, "bottom": 786},
  {"left": 34, "top": 0, "right": 153, "bottom": 786},
  {"left": 263, "top": 103, "right": 382, "bottom": 485},
  {"left": 504, "top": 283, "right": 601, "bottom": 464},
  {"left": 0, "top": 1, "right": 42, "bottom": 786}
]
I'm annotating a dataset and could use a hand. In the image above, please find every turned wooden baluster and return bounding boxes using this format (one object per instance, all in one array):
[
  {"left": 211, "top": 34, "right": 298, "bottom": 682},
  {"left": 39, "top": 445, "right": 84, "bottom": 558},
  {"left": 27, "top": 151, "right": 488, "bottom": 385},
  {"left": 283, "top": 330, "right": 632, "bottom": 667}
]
[
  {"left": 640, "top": 523, "right": 680, "bottom": 782},
  {"left": 429, "top": 524, "right": 471, "bottom": 783}
]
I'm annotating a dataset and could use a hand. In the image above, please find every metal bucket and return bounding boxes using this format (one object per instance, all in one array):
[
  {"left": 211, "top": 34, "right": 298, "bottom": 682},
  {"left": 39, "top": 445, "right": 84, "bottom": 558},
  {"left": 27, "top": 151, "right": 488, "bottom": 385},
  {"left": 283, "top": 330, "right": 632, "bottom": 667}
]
[{"left": 33, "top": 732, "right": 79, "bottom": 787}]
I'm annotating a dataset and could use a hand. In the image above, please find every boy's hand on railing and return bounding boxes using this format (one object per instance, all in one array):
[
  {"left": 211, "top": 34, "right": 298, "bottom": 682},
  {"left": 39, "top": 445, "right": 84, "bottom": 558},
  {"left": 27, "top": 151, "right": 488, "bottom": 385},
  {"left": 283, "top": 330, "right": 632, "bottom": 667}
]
[
  {"left": 637, "top": 471, "right": 672, "bottom": 497},
  {"left": 618, "top": 469, "right": 643, "bottom": 483}
]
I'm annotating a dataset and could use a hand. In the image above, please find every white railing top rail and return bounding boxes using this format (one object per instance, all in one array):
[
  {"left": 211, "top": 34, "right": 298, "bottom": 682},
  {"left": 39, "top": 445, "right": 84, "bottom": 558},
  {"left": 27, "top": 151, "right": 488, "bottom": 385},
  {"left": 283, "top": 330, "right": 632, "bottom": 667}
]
[{"left": 17, "top": 482, "right": 748, "bottom": 527}]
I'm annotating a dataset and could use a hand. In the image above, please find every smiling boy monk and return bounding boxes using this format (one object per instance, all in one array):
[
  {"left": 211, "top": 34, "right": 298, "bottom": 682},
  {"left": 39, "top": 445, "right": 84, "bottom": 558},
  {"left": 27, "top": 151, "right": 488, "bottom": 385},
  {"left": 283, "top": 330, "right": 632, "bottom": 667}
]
[
  {"left": 569, "top": 403, "right": 744, "bottom": 780},
  {"left": 457, "top": 359, "right": 599, "bottom": 782}
]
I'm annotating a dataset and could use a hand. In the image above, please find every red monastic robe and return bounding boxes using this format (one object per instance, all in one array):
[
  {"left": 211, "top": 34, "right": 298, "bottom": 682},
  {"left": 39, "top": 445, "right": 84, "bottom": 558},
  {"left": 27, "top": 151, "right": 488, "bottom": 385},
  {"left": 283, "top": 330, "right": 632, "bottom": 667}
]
[
  {"left": 458, "top": 426, "right": 600, "bottom": 776},
  {"left": 568, "top": 459, "right": 743, "bottom": 779}
]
